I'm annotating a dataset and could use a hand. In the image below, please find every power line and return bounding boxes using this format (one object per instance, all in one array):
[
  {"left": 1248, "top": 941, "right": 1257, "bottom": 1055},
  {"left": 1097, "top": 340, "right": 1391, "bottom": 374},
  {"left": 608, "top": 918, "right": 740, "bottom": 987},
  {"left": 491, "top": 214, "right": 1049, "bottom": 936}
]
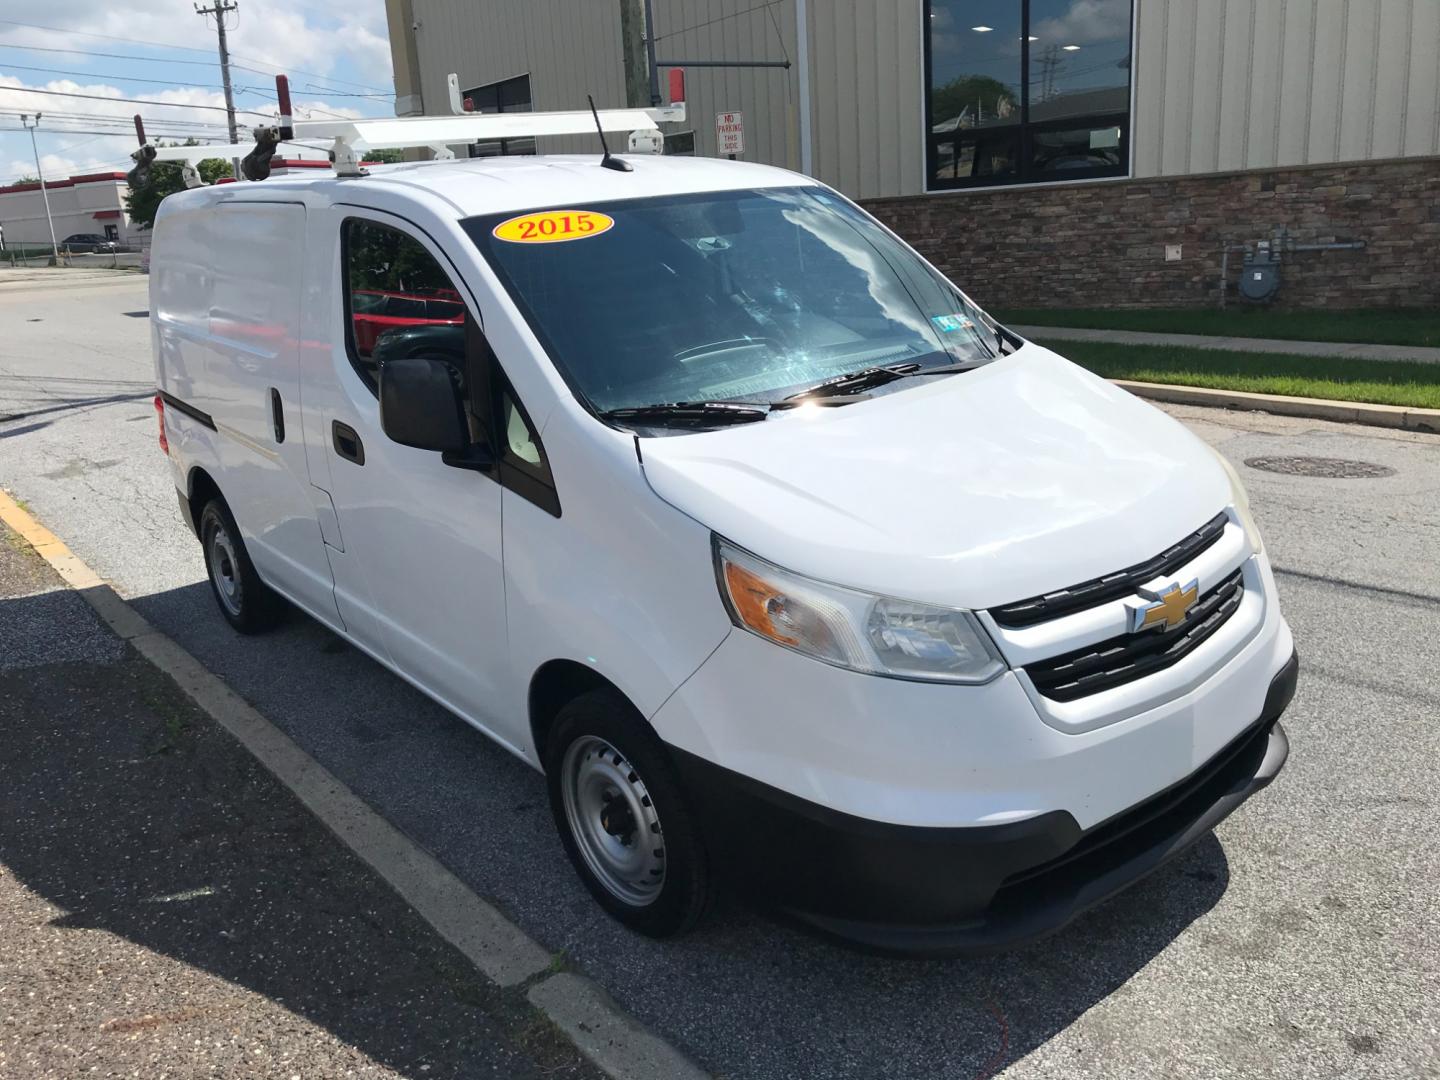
[
  {"left": 0, "top": 42, "right": 225, "bottom": 66},
  {"left": 0, "top": 61, "right": 230, "bottom": 90},
  {"left": 1, "top": 126, "right": 228, "bottom": 138},
  {"left": 653, "top": 0, "right": 785, "bottom": 42},
  {"left": 0, "top": 107, "right": 225, "bottom": 126},
  {"left": 0, "top": 42, "right": 387, "bottom": 95},
  {"left": 0, "top": 85, "right": 273, "bottom": 116},
  {"left": 0, "top": 18, "right": 392, "bottom": 93}
]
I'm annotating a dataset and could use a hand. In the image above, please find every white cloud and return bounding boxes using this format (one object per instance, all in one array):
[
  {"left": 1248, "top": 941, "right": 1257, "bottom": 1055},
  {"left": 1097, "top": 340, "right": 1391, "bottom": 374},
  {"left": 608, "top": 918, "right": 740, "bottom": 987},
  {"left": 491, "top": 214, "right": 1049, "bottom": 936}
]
[
  {"left": 1032, "top": 0, "right": 1131, "bottom": 48},
  {"left": 0, "top": 0, "right": 394, "bottom": 88}
]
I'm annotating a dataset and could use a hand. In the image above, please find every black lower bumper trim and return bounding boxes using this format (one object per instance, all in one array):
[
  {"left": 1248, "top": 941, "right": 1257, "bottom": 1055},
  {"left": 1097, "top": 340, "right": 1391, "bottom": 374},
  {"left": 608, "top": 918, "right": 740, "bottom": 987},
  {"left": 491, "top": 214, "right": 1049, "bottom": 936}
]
[{"left": 672, "top": 649, "right": 1297, "bottom": 956}]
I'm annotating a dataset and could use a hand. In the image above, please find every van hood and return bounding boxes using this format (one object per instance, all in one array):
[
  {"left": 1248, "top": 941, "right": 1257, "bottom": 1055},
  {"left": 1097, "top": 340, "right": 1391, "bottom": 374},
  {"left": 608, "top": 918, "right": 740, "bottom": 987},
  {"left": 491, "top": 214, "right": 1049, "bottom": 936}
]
[{"left": 638, "top": 346, "right": 1231, "bottom": 611}]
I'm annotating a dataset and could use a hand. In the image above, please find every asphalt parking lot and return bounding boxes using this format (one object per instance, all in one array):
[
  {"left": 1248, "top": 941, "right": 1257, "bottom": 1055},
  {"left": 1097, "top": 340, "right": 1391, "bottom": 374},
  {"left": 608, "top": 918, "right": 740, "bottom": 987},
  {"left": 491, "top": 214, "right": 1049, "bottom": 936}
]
[{"left": 2, "top": 272, "right": 1437, "bottom": 1079}]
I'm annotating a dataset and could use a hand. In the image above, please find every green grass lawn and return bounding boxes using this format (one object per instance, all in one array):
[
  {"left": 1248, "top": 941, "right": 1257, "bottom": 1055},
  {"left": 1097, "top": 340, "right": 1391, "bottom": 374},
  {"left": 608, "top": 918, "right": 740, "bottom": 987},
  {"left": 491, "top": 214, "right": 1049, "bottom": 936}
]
[
  {"left": 1038, "top": 339, "right": 1440, "bottom": 410},
  {"left": 996, "top": 307, "right": 1440, "bottom": 349}
]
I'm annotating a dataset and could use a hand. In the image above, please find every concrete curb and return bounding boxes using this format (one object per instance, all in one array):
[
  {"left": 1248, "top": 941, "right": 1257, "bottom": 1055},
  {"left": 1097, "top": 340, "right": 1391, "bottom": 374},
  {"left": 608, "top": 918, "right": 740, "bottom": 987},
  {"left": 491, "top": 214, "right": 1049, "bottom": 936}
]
[
  {"left": 1016, "top": 324, "right": 1440, "bottom": 365},
  {"left": 1111, "top": 379, "right": 1440, "bottom": 434},
  {"left": 0, "top": 487, "right": 711, "bottom": 1080}
]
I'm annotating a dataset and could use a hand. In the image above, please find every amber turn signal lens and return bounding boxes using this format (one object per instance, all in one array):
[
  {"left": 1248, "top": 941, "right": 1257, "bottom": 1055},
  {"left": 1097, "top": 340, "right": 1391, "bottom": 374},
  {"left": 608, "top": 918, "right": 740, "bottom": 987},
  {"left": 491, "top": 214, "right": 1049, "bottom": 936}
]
[{"left": 722, "top": 561, "right": 798, "bottom": 646}]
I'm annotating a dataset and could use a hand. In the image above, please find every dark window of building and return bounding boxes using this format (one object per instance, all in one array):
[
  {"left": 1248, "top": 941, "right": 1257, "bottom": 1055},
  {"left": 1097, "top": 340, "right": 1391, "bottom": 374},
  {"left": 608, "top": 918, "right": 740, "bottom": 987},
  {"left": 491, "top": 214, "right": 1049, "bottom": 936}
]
[
  {"left": 464, "top": 74, "right": 535, "bottom": 158},
  {"left": 924, "top": 0, "right": 1132, "bottom": 189}
]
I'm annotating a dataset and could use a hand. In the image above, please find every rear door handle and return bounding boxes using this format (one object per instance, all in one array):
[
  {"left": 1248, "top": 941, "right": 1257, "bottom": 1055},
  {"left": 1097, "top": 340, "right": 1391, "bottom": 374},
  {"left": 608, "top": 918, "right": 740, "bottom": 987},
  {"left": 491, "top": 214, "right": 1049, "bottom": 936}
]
[
  {"left": 332, "top": 420, "right": 365, "bottom": 465},
  {"left": 269, "top": 388, "right": 285, "bottom": 443}
]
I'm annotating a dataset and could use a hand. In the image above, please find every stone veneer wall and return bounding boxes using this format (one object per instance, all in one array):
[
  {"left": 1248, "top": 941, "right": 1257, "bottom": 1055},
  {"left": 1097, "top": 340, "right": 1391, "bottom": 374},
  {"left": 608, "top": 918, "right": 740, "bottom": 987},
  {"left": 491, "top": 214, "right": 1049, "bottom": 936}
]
[{"left": 863, "top": 157, "right": 1440, "bottom": 311}]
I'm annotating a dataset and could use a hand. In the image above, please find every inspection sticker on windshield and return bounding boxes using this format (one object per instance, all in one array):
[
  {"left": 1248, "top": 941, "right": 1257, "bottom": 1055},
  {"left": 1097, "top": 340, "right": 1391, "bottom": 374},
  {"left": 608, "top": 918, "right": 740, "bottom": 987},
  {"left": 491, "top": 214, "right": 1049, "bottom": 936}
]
[
  {"left": 931, "top": 314, "right": 974, "bottom": 333},
  {"left": 493, "top": 210, "right": 614, "bottom": 244}
]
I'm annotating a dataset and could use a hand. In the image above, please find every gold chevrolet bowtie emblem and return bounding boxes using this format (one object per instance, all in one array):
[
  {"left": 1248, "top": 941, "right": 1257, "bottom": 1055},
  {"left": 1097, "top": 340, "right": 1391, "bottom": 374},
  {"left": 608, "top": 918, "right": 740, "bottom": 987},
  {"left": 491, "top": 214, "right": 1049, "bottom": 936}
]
[{"left": 1128, "top": 579, "right": 1200, "bottom": 634}]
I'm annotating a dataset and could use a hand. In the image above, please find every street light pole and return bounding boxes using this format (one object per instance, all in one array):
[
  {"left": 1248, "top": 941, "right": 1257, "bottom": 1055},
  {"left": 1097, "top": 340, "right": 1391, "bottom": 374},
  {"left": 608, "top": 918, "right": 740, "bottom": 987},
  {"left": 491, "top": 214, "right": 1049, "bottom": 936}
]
[{"left": 20, "top": 114, "right": 59, "bottom": 262}]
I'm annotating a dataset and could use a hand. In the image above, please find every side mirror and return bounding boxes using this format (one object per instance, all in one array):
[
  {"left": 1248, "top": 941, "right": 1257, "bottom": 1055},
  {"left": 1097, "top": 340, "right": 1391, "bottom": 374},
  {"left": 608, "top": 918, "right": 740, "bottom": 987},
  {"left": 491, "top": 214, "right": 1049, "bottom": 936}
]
[{"left": 379, "top": 355, "right": 470, "bottom": 453}]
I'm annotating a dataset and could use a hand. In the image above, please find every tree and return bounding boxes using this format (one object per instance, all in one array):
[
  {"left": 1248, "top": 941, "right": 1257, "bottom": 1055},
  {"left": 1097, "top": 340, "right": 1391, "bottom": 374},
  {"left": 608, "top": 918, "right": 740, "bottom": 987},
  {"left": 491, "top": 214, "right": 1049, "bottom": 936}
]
[
  {"left": 363, "top": 148, "right": 405, "bottom": 164},
  {"left": 14, "top": 175, "right": 38, "bottom": 184},
  {"left": 123, "top": 140, "right": 233, "bottom": 229},
  {"left": 931, "top": 75, "right": 1018, "bottom": 127}
]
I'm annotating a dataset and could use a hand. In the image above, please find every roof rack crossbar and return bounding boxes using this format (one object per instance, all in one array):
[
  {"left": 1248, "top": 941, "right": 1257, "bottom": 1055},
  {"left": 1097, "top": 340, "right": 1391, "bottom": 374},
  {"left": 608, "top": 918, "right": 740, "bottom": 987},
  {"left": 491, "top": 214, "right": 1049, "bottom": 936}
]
[{"left": 129, "top": 72, "right": 687, "bottom": 183}]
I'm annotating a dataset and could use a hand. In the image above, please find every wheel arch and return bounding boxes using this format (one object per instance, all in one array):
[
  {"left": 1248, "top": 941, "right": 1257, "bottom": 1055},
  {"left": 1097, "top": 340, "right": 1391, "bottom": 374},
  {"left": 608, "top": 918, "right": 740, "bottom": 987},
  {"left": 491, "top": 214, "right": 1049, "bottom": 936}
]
[
  {"left": 528, "top": 659, "right": 640, "bottom": 765},
  {"left": 183, "top": 465, "right": 224, "bottom": 536}
]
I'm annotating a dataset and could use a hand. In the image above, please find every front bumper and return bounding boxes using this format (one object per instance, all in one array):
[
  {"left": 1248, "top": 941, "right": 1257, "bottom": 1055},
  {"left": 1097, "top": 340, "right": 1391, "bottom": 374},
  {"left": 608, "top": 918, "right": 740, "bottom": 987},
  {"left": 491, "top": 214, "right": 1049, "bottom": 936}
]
[{"left": 672, "top": 650, "right": 1296, "bottom": 956}]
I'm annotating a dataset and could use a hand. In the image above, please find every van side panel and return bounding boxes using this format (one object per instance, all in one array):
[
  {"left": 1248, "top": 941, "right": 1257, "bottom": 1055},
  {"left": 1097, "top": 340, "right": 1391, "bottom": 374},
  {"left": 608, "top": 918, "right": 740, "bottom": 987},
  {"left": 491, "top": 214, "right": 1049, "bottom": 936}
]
[{"left": 153, "top": 196, "right": 341, "bottom": 628}]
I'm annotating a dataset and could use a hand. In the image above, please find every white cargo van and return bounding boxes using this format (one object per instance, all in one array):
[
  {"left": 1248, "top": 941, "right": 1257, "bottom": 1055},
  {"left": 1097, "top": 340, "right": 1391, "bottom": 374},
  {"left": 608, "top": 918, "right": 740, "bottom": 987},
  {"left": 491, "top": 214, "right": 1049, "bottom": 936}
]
[{"left": 150, "top": 146, "right": 1295, "bottom": 953}]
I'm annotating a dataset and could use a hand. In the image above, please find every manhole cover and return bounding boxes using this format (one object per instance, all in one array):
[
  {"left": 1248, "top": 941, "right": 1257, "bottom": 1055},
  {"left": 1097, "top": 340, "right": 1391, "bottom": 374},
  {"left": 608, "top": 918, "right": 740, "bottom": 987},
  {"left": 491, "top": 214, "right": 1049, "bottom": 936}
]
[{"left": 1244, "top": 455, "right": 1394, "bottom": 479}]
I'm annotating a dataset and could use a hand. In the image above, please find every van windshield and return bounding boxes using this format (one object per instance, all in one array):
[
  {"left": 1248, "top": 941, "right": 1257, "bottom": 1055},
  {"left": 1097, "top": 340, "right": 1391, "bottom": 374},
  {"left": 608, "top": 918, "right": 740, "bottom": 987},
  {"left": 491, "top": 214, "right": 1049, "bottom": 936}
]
[{"left": 464, "top": 187, "right": 1003, "bottom": 417}]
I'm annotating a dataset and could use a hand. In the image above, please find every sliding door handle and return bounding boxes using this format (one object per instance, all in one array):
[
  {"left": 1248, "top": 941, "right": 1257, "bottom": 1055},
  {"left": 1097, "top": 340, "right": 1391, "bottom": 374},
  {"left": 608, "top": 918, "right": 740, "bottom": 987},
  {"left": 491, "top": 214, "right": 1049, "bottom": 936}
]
[
  {"left": 332, "top": 420, "right": 365, "bottom": 465},
  {"left": 269, "top": 388, "right": 285, "bottom": 443}
]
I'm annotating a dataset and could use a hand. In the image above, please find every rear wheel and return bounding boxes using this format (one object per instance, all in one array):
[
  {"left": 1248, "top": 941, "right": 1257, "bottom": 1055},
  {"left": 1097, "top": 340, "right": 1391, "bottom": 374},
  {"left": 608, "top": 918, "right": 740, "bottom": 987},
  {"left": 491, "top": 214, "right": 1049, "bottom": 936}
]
[
  {"left": 199, "top": 497, "right": 282, "bottom": 634},
  {"left": 545, "top": 689, "right": 712, "bottom": 937}
]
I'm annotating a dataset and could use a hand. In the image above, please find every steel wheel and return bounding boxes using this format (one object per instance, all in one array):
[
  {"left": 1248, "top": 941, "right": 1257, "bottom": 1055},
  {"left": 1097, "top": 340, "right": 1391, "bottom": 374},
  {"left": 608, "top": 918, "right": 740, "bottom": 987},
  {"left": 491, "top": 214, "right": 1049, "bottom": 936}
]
[
  {"left": 206, "top": 521, "right": 243, "bottom": 618},
  {"left": 560, "top": 735, "right": 666, "bottom": 907}
]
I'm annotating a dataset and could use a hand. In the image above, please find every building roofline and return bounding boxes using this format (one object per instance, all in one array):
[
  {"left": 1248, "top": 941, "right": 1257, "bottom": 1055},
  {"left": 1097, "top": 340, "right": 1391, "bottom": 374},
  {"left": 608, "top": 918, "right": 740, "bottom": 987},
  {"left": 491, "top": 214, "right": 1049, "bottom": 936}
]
[{"left": 0, "top": 171, "right": 128, "bottom": 197}]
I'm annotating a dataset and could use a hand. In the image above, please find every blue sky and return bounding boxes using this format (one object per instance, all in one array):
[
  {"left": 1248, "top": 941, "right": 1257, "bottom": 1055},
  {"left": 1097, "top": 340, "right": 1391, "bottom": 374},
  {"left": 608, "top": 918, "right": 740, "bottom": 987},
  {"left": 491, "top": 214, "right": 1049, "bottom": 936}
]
[{"left": 0, "top": 0, "right": 394, "bottom": 185}]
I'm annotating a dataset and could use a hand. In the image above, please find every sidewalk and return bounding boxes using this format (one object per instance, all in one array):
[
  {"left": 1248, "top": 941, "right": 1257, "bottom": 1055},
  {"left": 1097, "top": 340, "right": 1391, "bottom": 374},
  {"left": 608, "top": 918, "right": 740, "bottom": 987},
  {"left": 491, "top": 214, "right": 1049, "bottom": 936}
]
[
  {"left": 1012, "top": 324, "right": 1440, "bottom": 365},
  {"left": 0, "top": 520, "right": 602, "bottom": 1080}
]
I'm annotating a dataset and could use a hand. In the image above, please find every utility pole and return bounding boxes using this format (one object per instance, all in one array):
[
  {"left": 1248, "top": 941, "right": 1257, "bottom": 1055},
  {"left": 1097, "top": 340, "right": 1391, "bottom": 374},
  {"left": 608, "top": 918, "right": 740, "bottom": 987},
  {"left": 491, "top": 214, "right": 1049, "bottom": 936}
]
[
  {"left": 196, "top": 0, "right": 241, "bottom": 179},
  {"left": 619, "top": 0, "right": 650, "bottom": 108},
  {"left": 20, "top": 114, "right": 59, "bottom": 262}
]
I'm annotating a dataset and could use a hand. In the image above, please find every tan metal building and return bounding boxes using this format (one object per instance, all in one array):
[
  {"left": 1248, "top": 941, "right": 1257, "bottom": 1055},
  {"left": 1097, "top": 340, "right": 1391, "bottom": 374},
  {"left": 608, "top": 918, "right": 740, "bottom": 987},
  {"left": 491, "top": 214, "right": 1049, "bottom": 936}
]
[{"left": 385, "top": 0, "right": 1440, "bottom": 308}]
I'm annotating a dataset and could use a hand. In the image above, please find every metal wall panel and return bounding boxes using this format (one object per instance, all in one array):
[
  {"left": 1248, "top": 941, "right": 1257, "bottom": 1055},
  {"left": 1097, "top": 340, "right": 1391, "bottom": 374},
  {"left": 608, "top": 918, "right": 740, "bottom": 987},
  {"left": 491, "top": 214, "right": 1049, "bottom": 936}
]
[
  {"left": 1134, "top": 0, "right": 1440, "bottom": 177},
  {"left": 647, "top": 0, "right": 801, "bottom": 169},
  {"left": 410, "top": 0, "right": 628, "bottom": 156},
  {"left": 804, "top": 0, "right": 926, "bottom": 199},
  {"left": 397, "top": 1, "right": 1439, "bottom": 196}
]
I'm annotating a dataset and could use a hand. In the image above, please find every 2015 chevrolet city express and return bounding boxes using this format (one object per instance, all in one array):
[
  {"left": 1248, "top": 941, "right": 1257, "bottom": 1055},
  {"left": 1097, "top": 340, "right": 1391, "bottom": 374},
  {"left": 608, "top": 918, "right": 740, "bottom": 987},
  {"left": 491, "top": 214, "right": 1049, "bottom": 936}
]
[{"left": 151, "top": 152, "right": 1295, "bottom": 955}]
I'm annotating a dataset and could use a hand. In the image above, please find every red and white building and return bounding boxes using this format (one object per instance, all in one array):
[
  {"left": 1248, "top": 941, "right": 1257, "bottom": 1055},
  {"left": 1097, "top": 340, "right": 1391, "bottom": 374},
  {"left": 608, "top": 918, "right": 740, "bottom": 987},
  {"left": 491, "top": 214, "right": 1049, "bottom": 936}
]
[
  {"left": 0, "top": 171, "right": 133, "bottom": 248},
  {"left": 0, "top": 158, "right": 336, "bottom": 250}
]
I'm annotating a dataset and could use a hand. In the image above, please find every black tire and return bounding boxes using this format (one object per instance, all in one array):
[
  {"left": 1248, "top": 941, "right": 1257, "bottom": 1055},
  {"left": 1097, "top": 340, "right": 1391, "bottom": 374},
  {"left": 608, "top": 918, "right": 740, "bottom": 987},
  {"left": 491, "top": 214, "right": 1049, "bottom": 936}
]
[
  {"left": 198, "top": 497, "right": 283, "bottom": 634},
  {"left": 545, "top": 689, "right": 712, "bottom": 938}
]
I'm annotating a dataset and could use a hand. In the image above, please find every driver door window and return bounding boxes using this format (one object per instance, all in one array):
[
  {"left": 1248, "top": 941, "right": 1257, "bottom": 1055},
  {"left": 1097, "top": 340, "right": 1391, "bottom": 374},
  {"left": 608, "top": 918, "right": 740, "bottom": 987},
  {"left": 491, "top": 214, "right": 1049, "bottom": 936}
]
[{"left": 342, "top": 218, "right": 468, "bottom": 393}]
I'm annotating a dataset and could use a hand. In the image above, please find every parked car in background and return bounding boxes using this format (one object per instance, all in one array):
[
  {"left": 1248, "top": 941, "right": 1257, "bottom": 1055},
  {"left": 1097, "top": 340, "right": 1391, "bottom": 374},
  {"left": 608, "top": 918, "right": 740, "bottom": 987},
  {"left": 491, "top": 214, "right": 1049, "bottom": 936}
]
[
  {"left": 61, "top": 233, "right": 120, "bottom": 253},
  {"left": 349, "top": 288, "right": 466, "bottom": 355}
]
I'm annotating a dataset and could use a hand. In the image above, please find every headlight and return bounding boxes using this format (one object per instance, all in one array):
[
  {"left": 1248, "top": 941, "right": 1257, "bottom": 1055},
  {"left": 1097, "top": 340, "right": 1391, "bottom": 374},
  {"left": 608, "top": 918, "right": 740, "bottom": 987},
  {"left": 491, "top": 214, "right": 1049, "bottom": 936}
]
[
  {"left": 1209, "top": 447, "right": 1264, "bottom": 554},
  {"left": 713, "top": 538, "right": 1005, "bottom": 683}
]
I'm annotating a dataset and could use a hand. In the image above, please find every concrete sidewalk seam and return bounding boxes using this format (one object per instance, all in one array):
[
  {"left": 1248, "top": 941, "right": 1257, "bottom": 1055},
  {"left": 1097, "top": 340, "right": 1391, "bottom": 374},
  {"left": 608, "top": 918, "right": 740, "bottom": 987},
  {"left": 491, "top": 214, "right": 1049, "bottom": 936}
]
[
  {"left": 0, "top": 487, "right": 711, "bottom": 1080},
  {"left": 1110, "top": 379, "right": 1440, "bottom": 433}
]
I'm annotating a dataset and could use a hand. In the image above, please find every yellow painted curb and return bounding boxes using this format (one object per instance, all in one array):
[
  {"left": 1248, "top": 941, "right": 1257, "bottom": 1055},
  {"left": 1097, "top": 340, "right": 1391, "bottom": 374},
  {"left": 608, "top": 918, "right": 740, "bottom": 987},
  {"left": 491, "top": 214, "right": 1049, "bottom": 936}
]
[{"left": 0, "top": 489, "right": 104, "bottom": 589}]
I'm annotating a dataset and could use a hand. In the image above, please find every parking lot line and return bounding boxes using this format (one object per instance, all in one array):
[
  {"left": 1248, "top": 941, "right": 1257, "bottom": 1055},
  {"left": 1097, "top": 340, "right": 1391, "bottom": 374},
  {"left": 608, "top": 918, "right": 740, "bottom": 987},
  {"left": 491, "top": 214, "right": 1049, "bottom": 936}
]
[{"left": 0, "top": 487, "right": 709, "bottom": 1080}]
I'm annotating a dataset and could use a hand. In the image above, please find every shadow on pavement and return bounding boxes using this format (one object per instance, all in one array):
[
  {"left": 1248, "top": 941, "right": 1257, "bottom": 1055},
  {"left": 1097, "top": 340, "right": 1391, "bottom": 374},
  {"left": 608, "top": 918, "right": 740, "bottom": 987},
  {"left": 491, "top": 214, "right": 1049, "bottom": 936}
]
[
  {"left": 114, "top": 579, "right": 1236, "bottom": 1079},
  {"left": 0, "top": 588, "right": 601, "bottom": 1079}
]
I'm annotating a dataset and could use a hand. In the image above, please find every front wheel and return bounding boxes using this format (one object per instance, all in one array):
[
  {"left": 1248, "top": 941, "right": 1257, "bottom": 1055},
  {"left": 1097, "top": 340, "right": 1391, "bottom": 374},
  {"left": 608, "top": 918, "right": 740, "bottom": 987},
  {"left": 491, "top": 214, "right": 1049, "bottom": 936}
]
[
  {"left": 198, "top": 497, "right": 282, "bottom": 634},
  {"left": 545, "top": 690, "right": 712, "bottom": 937}
]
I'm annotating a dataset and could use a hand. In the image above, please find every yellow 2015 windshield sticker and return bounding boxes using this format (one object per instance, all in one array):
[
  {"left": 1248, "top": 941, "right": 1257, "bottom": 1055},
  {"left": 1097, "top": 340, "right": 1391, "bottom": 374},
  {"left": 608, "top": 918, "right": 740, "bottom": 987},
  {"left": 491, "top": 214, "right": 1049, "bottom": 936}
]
[{"left": 493, "top": 210, "right": 614, "bottom": 244}]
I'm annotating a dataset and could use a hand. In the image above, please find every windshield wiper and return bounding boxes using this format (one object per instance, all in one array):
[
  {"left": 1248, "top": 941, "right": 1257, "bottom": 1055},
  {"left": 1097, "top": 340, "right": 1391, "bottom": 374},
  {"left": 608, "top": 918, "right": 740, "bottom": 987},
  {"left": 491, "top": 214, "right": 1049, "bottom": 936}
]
[
  {"left": 784, "top": 356, "right": 991, "bottom": 402},
  {"left": 600, "top": 401, "right": 770, "bottom": 426},
  {"left": 784, "top": 363, "right": 922, "bottom": 401}
]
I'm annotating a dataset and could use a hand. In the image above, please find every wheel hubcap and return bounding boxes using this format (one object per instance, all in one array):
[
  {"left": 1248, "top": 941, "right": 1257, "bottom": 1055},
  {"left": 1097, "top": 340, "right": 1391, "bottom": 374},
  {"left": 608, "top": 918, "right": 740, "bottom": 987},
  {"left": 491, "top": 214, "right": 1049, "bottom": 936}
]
[
  {"left": 207, "top": 524, "right": 243, "bottom": 616},
  {"left": 560, "top": 736, "right": 665, "bottom": 906}
]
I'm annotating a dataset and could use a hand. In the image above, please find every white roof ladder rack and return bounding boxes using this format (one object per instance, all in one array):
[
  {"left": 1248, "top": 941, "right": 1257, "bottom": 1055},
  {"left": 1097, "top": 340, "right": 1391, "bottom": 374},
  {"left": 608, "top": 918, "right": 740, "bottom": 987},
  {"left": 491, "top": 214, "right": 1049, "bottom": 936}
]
[{"left": 128, "top": 72, "right": 686, "bottom": 185}]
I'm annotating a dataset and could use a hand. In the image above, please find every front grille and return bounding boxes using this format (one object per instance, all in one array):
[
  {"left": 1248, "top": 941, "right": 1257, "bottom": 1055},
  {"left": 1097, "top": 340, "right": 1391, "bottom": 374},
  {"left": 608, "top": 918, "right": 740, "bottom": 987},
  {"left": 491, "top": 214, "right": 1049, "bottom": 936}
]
[
  {"left": 1025, "top": 569, "right": 1244, "bottom": 701},
  {"left": 990, "top": 512, "right": 1228, "bottom": 628}
]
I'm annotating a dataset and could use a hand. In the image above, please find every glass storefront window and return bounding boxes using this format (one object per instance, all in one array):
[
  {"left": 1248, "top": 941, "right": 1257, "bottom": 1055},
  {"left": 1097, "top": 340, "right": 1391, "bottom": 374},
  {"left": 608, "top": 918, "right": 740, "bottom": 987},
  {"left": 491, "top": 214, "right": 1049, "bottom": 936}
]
[{"left": 924, "top": 0, "right": 1132, "bottom": 189}]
